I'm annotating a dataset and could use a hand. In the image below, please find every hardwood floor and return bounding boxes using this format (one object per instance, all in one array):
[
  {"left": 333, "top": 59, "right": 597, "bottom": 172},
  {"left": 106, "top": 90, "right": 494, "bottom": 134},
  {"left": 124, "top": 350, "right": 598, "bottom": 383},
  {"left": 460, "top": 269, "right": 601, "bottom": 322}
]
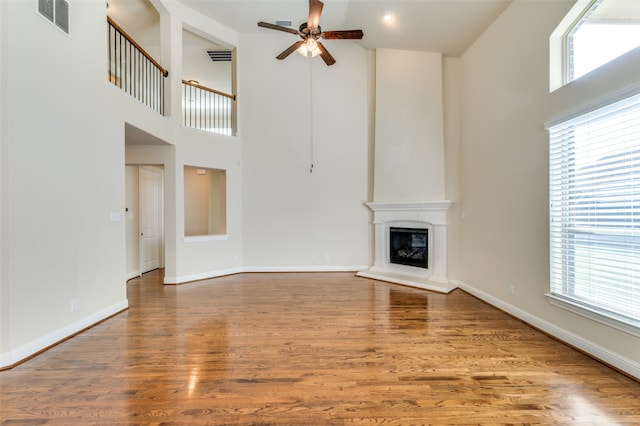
[{"left": 1, "top": 270, "right": 639, "bottom": 425}]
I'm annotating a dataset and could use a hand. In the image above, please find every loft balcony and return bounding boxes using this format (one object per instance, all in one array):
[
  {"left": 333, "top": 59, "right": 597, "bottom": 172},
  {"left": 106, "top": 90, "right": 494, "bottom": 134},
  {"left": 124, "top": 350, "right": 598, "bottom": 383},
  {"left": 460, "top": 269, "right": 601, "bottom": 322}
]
[{"left": 107, "top": 17, "right": 236, "bottom": 136}]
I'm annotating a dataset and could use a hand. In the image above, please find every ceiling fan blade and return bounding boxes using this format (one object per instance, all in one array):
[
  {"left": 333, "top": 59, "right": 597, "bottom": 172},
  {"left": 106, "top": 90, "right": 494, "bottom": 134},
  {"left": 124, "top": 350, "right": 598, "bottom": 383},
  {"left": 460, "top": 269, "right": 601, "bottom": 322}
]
[
  {"left": 276, "top": 41, "right": 304, "bottom": 60},
  {"left": 317, "top": 42, "right": 336, "bottom": 66},
  {"left": 322, "top": 30, "right": 364, "bottom": 40},
  {"left": 258, "top": 21, "right": 300, "bottom": 35},
  {"left": 307, "top": 0, "right": 324, "bottom": 32}
]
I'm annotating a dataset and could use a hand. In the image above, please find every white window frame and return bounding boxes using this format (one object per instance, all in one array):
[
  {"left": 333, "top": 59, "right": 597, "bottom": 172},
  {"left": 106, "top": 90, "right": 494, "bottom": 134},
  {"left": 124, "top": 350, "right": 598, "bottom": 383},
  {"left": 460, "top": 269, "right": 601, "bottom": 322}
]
[
  {"left": 549, "top": 0, "right": 640, "bottom": 91},
  {"left": 550, "top": 0, "right": 596, "bottom": 91},
  {"left": 546, "top": 87, "right": 640, "bottom": 337}
]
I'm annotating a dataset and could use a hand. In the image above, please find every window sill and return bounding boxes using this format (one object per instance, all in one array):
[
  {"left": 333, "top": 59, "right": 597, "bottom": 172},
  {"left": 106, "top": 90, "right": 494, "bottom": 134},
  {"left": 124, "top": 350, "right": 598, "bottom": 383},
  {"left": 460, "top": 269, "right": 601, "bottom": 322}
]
[
  {"left": 183, "top": 234, "right": 228, "bottom": 243},
  {"left": 546, "top": 293, "right": 640, "bottom": 337}
]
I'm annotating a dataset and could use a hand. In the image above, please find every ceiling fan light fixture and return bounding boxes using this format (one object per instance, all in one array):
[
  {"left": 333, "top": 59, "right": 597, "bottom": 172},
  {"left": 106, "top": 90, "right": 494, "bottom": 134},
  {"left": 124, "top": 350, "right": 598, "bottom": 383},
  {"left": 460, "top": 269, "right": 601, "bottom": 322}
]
[{"left": 297, "top": 37, "right": 321, "bottom": 57}]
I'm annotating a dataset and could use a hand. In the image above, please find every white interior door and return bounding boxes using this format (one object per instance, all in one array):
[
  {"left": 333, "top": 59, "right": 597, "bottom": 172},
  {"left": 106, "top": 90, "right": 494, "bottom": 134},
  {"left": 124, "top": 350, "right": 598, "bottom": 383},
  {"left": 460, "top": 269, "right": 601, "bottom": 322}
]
[{"left": 139, "top": 166, "right": 162, "bottom": 274}]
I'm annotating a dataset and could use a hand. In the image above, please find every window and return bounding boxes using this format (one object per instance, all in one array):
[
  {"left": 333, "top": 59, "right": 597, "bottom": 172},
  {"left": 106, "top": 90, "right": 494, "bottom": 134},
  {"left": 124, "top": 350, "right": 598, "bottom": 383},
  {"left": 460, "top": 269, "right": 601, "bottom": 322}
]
[
  {"left": 184, "top": 166, "right": 227, "bottom": 238},
  {"left": 547, "top": 91, "right": 640, "bottom": 335},
  {"left": 550, "top": 0, "right": 640, "bottom": 90}
]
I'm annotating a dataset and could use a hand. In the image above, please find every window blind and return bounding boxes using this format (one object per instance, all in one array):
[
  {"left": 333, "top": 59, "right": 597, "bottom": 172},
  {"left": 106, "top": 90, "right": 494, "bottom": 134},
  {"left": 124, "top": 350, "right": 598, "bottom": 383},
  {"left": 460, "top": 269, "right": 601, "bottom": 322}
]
[{"left": 548, "top": 92, "right": 640, "bottom": 330}]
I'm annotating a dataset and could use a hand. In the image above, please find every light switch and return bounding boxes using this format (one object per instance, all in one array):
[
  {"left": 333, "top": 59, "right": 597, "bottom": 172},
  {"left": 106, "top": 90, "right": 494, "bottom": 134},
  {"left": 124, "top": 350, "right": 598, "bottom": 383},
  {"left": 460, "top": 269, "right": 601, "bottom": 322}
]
[{"left": 111, "top": 212, "right": 121, "bottom": 222}]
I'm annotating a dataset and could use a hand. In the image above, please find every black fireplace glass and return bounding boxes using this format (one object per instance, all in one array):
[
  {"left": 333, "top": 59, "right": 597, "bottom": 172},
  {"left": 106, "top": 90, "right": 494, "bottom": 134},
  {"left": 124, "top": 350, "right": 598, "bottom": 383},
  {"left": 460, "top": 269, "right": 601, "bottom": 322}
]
[{"left": 389, "top": 227, "right": 428, "bottom": 269}]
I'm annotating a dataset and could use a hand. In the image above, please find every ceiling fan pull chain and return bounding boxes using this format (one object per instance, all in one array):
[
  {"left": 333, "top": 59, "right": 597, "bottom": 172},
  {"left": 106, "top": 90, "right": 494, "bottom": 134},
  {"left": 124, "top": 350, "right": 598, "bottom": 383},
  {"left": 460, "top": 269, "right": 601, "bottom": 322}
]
[{"left": 309, "top": 56, "right": 314, "bottom": 173}]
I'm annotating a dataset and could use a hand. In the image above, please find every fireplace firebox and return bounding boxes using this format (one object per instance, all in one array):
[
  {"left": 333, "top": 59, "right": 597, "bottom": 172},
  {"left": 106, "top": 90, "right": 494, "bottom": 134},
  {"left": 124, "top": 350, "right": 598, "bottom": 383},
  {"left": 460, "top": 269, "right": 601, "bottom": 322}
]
[{"left": 389, "top": 227, "right": 428, "bottom": 269}]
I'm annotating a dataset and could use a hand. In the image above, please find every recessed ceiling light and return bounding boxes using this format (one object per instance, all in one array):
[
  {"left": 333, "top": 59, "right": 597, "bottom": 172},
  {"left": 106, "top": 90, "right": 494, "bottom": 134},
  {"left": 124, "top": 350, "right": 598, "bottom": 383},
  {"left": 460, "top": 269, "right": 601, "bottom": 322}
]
[{"left": 382, "top": 12, "right": 393, "bottom": 23}]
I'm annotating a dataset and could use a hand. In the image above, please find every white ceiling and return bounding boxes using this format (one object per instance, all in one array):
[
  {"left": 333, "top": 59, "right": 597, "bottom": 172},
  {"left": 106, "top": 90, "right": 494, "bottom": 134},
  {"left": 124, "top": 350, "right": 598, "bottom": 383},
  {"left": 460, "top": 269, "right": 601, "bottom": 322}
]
[
  {"left": 111, "top": 0, "right": 513, "bottom": 58},
  {"left": 109, "top": 0, "right": 514, "bottom": 109}
]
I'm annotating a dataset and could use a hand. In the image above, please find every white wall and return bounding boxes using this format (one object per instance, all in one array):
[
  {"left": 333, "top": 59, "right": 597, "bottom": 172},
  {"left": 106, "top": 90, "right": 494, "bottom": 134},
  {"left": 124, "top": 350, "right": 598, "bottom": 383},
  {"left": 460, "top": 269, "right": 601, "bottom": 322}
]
[
  {"left": 0, "top": 0, "right": 9, "bottom": 361},
  {"left": 121, "top": 1, "right": 243, "bottom": 285},
  {"left": 239, "top": 33, "right": 372, "bottom": 270},
  {"left": 456, "top": 0, "right": 640, "bottom": 375},
  {"left": 374, "top": 49, "right": 446, "bottom": 202},
  {"left": 0, "top": 0, "right": 244, "bottom": 366},
  {"left": 173, "top": 129, "right": 242, "bottom": 282},
  {"left": 1, "top": 0, "right": 128, "bottom": 365},
  {"left": 443, "top": 57, "right": 462, "bottom": 280}
]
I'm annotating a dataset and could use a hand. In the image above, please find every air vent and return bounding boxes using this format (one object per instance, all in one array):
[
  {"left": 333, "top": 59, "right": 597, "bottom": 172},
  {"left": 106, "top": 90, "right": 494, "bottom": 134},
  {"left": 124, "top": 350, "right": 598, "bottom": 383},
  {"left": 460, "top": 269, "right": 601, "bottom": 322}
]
[
  {"left": 38, "top": 0, "right": 70, "bottom": 34},
  {"left": 38, "top": 0, "right": 54, "bottom": 21},
  {"left": 206, "top": 50, "right": 232, "bottom": 62},
  {"left": 54, "top": 0, "right": 69, "bottom": 33},
  {"left": 275, "top": 20, "right": 292, "bottom": 27}
]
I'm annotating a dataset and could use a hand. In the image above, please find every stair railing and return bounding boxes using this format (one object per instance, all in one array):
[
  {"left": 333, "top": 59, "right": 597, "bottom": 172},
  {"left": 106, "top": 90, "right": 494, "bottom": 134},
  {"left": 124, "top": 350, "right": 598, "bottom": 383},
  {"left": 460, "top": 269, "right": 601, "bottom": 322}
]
[
  {"left": 182, "top": 80, "right": 236, "bottom": 136},
  {"left": 107, "top": 17, "right": 168, "bottom": 115}
]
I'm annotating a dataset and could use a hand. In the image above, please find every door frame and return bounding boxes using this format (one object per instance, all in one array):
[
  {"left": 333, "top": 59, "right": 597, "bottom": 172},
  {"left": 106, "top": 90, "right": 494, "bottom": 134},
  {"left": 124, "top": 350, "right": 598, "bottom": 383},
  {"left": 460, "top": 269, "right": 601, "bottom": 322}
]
[{"left": 125, "top": 165, "right": 165, "bottom": 279}]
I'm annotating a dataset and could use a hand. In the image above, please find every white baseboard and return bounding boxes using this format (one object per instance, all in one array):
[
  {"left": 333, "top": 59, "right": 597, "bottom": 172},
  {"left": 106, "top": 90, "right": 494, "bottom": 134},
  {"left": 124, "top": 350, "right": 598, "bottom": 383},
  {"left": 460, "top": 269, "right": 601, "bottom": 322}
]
[
  {"left": 242, "top": 265, "right": 369, "bottom": 273},
  {"left": 165, "top": 266, "right": 369, "bottom": 284},
  {"left": 164, "top": 267, "right": 244, "bottom": 284},
  {"left": 453, "top": 280, "right": 640, "bottom": 380},
  {"left": 0, "top": 299, "right": 129, "bottom": 369},
  {"left": 126, "top": 270, "right": 141, "bottom": 281}
]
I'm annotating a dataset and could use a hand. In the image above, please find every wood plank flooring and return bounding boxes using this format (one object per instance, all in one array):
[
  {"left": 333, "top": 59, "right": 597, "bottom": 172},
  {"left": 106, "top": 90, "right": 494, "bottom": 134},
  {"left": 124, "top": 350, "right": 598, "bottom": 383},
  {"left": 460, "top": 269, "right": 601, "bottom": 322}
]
[{"left": 1, "top": 270, "right": 639, "bottom": 424}]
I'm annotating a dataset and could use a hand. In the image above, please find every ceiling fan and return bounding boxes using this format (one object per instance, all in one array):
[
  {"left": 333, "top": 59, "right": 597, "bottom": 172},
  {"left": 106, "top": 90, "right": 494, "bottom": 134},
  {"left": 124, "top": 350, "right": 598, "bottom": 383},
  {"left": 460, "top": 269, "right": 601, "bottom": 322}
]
[{"left": 257, "top": 0, "right": 364, "bottom": 66}]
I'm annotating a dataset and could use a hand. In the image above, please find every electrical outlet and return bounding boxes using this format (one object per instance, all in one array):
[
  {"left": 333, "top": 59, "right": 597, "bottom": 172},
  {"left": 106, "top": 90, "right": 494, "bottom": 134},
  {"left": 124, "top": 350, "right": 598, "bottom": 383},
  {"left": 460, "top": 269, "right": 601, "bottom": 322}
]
[
  {"left": 508, "top": 285, "right": 515, "bottom": 296},
  {"left": 70, "top": 298, "right": 78, "bottom": 312}
]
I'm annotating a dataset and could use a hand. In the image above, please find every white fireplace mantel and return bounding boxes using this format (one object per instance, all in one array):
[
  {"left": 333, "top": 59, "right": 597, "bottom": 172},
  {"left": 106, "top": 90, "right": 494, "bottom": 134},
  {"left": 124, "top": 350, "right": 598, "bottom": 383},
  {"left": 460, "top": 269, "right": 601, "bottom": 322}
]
[{"left": 356, "top": 200, "right": 456, "bottom": 293}]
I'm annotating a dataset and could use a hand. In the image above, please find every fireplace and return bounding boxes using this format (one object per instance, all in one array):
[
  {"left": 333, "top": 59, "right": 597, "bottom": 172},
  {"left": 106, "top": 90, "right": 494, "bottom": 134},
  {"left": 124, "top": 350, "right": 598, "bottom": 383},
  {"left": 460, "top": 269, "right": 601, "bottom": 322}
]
[
  {"left": 390, "top": 227, "right": 428, "bottom": 269},
  {"left": 356, "top": 201, "right": 455, "bottom": 293}
]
